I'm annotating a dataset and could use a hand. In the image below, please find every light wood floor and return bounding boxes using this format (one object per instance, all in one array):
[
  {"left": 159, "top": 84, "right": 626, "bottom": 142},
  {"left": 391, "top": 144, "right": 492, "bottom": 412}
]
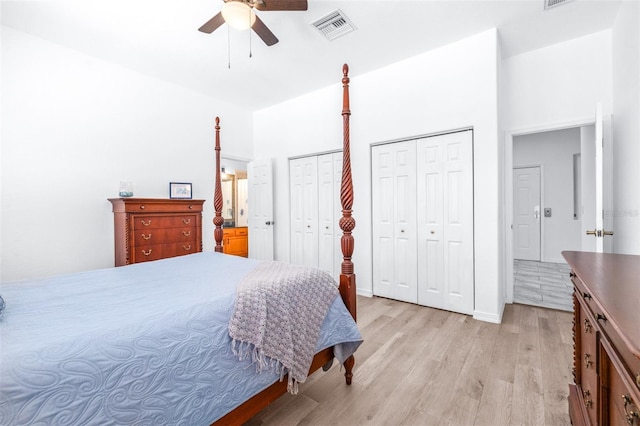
[{"left": 246, "top": 295, "right": 573, "bottom": 426}]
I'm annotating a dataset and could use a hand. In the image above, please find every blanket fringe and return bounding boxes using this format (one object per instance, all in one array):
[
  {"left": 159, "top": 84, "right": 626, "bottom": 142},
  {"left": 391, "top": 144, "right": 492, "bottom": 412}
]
[{"left": 232, "top": 338, "right": 301, "bottom": 394}]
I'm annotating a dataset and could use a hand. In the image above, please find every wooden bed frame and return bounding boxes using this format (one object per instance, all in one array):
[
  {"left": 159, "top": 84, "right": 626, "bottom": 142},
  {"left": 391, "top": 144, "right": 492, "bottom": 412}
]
[{"left": 211, "top": 64, "right": 357, "bottom": 425}]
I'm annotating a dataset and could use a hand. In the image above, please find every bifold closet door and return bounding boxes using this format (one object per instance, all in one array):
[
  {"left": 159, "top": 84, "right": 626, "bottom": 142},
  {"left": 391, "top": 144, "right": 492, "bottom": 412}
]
[
  {"left": 416, "top": 130, "right": 474, "bottom": 314},
  {"left": 289, "top": 156, "right": 318, "bottom": 267},
  {"left": 372, "top": 141, "right": 418, "bottom": 303}
]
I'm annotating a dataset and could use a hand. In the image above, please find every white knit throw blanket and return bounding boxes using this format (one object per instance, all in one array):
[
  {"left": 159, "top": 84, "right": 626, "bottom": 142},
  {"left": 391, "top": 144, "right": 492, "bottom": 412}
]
[{"left": 228, "top": 261, "right": 339, "bottom": 394}]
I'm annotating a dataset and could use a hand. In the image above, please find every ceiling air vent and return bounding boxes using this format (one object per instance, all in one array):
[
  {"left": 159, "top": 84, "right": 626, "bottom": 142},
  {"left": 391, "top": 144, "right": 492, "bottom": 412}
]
[
  {"left": 544, "top": 0, "right": 574, "bottom": 10},
  {"left": 311, "top": 9, "right": 356, "bottom": 41}
]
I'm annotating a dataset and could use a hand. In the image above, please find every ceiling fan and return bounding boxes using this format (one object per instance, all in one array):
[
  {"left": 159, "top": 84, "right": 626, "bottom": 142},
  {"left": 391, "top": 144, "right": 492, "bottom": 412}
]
[{"left": 198, "top": 0, "right": 308, "bottom": 46}]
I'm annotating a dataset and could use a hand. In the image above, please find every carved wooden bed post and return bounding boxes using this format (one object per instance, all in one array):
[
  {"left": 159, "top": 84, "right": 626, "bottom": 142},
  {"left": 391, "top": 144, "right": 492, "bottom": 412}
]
[
  {"left": 213, "top": 117, "right": 224, "bottom": 253},
  {"left": 340, "top": 64, "right": 357, "bottom": 385}
]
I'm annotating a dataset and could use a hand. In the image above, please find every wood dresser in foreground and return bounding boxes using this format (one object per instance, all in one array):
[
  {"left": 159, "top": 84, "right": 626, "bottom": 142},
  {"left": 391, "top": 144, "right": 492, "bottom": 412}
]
[
  {"left": 562, "top": 251, "right": 640, "bottom": 426},
  {"left": 109, "top": 198, "right": 205, "bottom": 266}
]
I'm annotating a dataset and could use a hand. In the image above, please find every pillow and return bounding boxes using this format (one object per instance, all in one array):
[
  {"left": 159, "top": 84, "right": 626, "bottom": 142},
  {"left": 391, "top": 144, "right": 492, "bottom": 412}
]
[{"left": 0, "top": 295, "right": 5, "bottom": 318}]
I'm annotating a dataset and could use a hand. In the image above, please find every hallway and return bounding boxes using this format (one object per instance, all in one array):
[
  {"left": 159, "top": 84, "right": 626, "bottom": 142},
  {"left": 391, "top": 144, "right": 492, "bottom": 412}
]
[{"left": 513, "top": 260, "right": 573, "bottom": 311}]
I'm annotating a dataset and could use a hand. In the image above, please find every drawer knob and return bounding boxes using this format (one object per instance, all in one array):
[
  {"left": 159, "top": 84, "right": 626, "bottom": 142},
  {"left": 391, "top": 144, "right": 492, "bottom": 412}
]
[
  {"left": 596, "top": 313, "right": 607, "bottom": 322},
  {"left": 182, "top": 230, "right": 191, "bottom": 237},
  {"left": 189, "top": 205, "right": 193, "bottom": 209},
  {"left": 142, "top": 249, "right": 152, "bottom": 256},
  {"left": 183, "top": 218, "right": 191, "bottom": 225},
  {"left": 140, "top": 205, "right": 145, "bottom": 209},
  {"left": 183, "top": 245, "right": 191, "bottom": 251},
  {"left": 141, "top": 220, "right": 152, "bottom": 226},
  {"left": 141, "top": 233, "right": 152, "bottom": 240}
]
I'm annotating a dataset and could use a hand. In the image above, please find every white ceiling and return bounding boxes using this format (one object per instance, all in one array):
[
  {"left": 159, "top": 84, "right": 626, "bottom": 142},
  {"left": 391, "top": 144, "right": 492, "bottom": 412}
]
[{"left": 1, "top": 0, "right": 623, "bottom": 111}]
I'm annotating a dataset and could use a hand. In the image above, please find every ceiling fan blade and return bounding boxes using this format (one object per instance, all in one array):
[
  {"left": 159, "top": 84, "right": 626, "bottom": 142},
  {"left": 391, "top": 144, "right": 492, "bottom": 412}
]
[
  {"left": 254, "top": 0, "right": 308, "bottom": 11},
  {"left": 252, "top": 15, "right": 279, "bottom": 46},
  {"left": 198, "top": 12, "right": 225, "bottom": 33}
]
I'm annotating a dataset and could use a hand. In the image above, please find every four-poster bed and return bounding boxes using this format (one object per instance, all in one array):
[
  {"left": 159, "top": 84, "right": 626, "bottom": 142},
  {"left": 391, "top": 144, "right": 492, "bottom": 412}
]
[
  {"left": 211, "top": 64, "right": 357, "bottom": 424},
  {"left": 0, "top": 64, "right": 358, "bottom": 426}
]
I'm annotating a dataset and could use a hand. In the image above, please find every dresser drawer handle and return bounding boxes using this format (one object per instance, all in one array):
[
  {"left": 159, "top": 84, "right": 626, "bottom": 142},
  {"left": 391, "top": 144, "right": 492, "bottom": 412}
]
[
  {"left": 622, "top": 394, "right": 639, "bottom": 425},
  {"left": 142, "top": 249, "right": 152, "bottom": 256},
  {"left": 189, "top": 205, "right": 193, "bottom": 210},
  {"left": 570, "top": 272, "right": 576, "bottom": 278},
  {"left": 584, "top": 318, "right": 592, "bottom": 334},
  {"left": 139, "top": 205, "right": 145, "bottom": 210},
  {"left": 141, "top": 220, "right": 152, "bottom": 226},
  {"left": 182, "top": 245, "right": 192, "bottom": 251},
  {"left": 182, "top": 231, "right": 191, "bottom": 237},
  {"left": 582, "top": 292, "right": 592, "bottom": 300},
  {"left": 141, "top": 233, "right": 152, "bottom": 240},
  {"left": 584, "top": 390, "right": 593, "bottom": 409},
  {"left": 183, "top": 218, "right": 191, "bottom": 225},
  {"left": 636, "top": 372, "right": 640, "bottom": 388},
  {"left": 596, "top": 313, "right": 607, "bottom": 322},
  {"left": 584, "top": 353, "right": 593, "bottom": 369}
]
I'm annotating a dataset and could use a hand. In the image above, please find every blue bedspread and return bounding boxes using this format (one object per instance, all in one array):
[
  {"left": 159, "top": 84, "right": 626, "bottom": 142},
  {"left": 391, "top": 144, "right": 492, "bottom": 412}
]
[{"left": 0, "top": 253, "right": 362, "bottom": 425}]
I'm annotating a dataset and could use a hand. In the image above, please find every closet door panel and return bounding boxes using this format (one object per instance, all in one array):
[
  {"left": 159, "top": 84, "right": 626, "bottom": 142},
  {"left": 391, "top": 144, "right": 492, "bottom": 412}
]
[
  {"left": 332, "top": 154, "right": 344, "bottom": 278},
  {"left": 417, "top": 131, "right": 474, "bottom": 314},
  {"left": 318, "top": 153, "right": 336, "bottom": 276},
  {"left": 289, "top": 156, "right": 319, "bottom": 267},
  {"left": 372, "top": 142, "right": 417, "bottom": 303},
  {"left": 443, "top": 132, "right": 474, "bottom": 313}
]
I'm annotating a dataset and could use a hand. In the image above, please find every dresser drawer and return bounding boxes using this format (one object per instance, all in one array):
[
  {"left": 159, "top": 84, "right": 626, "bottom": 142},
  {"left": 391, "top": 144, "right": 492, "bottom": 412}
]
[
  {"left": 117, "top": 199, "right": 203, "bottom": 213},
  {"left": 131, "top": 214, "right": 199, "bottom": 230},
  {"left": 130, "top": 241, "right": 198, "bottom": 263},
  {"left": 133, "top": 227, "right": 197, "bottom": 246}
]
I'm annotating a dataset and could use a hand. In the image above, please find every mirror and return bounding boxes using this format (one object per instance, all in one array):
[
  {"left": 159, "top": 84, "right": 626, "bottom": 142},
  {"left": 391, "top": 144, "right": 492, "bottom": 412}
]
[{"left": 220, "top": 158, "right": 248, "bottom": 228}]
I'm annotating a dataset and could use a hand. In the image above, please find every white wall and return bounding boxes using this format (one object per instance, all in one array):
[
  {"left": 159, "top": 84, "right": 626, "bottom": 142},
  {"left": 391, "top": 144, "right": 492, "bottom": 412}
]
[
  {"left": 254, "top": 29, "right": 503, "bottom": 323},
  {"left": 503, "top": 30, "right": 613, "bottom": 129},
  {"left": 513, "top": 128, "right": 582, "bottom": 262},
  {"left": 612, "top": 0, "right": 640, "bottom": 255},
  {"left": 0, "top": 27, "right": 254, "bottom": 282},
  {"left": 501, "top": 29, "right": 613, "bottom": 303}
]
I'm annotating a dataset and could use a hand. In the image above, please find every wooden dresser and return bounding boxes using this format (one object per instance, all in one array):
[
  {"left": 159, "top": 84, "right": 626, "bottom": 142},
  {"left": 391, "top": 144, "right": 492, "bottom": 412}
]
[
  {"left": 562, "top": 251, "right": 640, "bottom": 426},
  {"left": 222, "top": 227, "right": 248, "bottom": 257},
  {"left": 109, "top": 198, "right": 205, "bottom": 266}
]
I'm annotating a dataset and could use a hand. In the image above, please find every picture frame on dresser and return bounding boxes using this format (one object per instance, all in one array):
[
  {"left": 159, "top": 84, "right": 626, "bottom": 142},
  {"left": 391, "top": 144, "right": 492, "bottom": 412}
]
[{"left": 169, "top": 182, "right": 192, "bottom": 199}]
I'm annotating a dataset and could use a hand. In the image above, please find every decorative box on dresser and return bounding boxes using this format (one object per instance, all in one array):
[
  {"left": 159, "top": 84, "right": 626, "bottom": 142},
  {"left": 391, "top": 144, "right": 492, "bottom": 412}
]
[
  {"left": 109, "top": 198, "right": 205, "bottom": 266},
  {"left": 562, "top": 251, "right": 640, "bottom": 426}
]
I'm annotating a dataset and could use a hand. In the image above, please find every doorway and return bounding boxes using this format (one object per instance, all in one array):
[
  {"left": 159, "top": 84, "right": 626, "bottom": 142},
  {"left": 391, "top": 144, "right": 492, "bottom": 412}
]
[{"left": 505, "top": 121, "right": 607, "bottom": 309}]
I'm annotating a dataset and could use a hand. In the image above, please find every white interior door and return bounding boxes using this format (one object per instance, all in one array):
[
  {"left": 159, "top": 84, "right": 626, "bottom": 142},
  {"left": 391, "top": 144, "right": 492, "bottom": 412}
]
[
  {"left": 513, "top": 166, "right": 541, "bottom": 261},
  {"left": 248, "top": 159, "right": 274, "bottom": 260},
  {"left": 416, "top": 131, "right": 474, "bottom": 314},
  {"left": 582, "top": 104, "right": 614, "bottom": 253},
  {"left": 372, "top": 141, "right": 417, "bottom": 303}
]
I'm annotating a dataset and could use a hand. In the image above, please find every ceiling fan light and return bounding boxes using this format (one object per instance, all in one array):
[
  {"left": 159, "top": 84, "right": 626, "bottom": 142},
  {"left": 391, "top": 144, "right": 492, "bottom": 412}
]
[{"left": 221, "top": 2, "right": 256, "bottom": 30}]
